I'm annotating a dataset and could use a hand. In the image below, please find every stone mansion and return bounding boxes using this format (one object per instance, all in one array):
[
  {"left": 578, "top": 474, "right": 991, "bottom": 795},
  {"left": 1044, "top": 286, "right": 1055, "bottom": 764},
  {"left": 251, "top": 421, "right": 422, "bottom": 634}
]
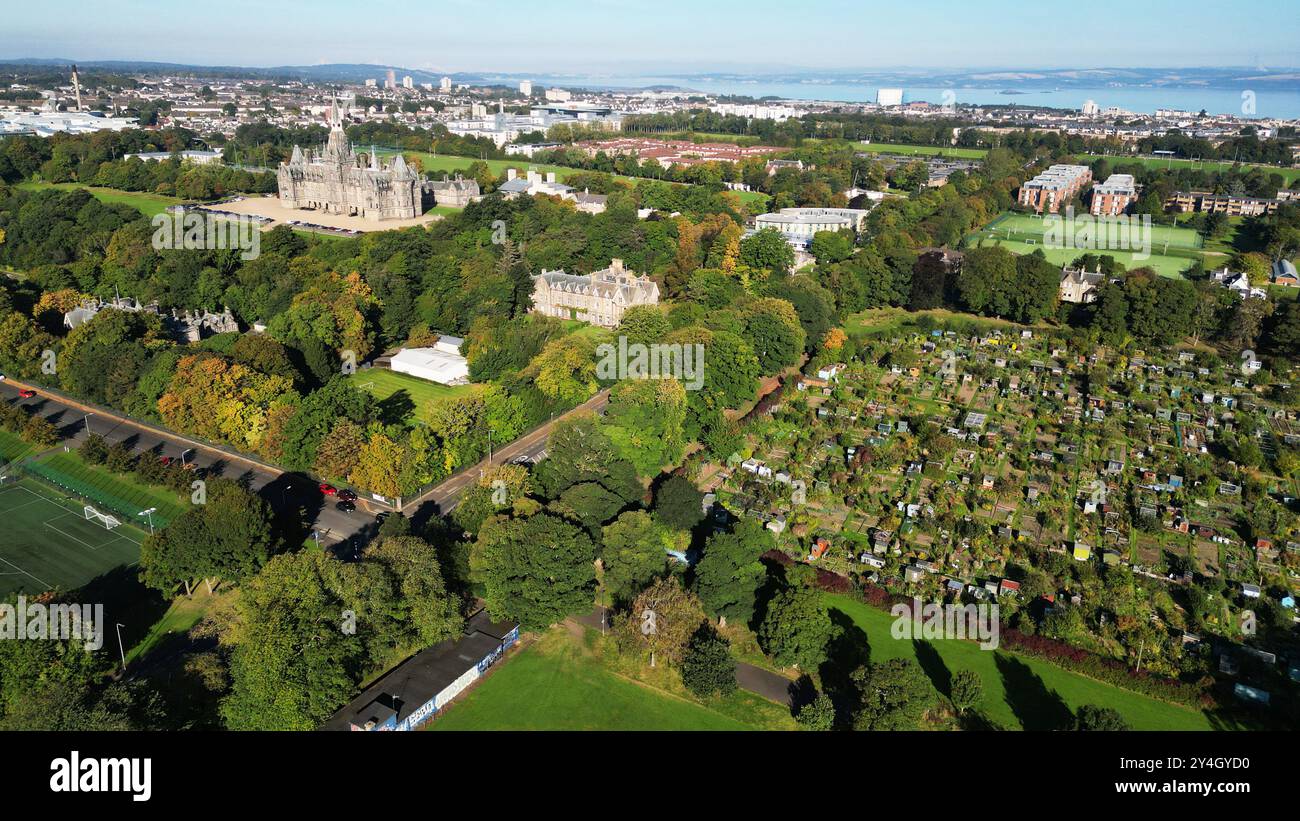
[{"left": 529, "top": 259, "right": 660, "bottom": 328}]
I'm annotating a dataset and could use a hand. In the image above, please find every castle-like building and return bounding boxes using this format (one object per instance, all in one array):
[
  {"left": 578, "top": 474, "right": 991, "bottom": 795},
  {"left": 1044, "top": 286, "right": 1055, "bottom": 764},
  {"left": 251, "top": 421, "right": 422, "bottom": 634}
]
[
  {"left": 530, "top": 259, "right": 660, "bottom": 328},
  {"left": 63, "top": 295, "right": 239, "bottom": 342},
  {"left": 277, "top": 100, "right": 424, "bottom": 220}
]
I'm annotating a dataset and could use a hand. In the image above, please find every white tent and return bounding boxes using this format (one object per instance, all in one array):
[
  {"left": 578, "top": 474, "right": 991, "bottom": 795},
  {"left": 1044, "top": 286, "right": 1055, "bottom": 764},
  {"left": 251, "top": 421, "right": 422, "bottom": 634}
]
[{"left": 390, "top": 346, "right": 469, "bottom": 385}]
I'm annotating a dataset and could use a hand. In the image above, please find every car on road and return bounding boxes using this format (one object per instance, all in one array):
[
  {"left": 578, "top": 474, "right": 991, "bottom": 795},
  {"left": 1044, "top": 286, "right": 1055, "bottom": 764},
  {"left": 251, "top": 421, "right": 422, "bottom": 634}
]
[
  {"left": 17, "top": 389, "right": 35, "bottom": 399},
  {"left": 337, "top": 489, "right": 357, "bottom": 502},
  {"left": 511, "top": 454, "right": 533, "bottom": 465},
  {"left": 319, "top": 483, "right": 337, "bottom": 496},
  {"left": 335, "top": 500, "right": 356, "bottom": 513},
  {"left": 375, "top": 511, "right": 390, "bottom": 524}
]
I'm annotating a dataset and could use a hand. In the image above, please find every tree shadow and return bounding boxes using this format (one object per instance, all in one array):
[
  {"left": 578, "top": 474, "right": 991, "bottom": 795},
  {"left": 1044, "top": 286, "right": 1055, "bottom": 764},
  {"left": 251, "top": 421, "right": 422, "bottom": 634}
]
[
  {"left": 376, "top": 389, "right": 416, "bottom": 426},
  {"left": 818, "top": 607, "right": 871, "bottom": 721},
  {"left": 994, "top": 652, "right": 1074, "bottom": 731},
  {"left": 913, "top": 639, "right": 952, "bottom": 698}
]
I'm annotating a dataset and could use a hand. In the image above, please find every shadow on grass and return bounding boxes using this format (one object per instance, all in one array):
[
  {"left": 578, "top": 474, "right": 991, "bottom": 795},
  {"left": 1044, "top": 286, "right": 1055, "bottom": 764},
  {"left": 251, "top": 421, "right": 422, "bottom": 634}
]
[
  {"left": 913, "top": 639, "right": 952, "bottom": 698},
  {"left": 994, "top": 651, "right": 1074, "bottom": 731}
]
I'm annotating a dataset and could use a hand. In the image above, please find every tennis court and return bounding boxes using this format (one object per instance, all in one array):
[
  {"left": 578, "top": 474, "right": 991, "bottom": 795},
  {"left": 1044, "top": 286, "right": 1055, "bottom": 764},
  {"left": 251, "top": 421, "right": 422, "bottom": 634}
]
[{"left": 0, "top": 477, "right": 143, "bottom": 598}]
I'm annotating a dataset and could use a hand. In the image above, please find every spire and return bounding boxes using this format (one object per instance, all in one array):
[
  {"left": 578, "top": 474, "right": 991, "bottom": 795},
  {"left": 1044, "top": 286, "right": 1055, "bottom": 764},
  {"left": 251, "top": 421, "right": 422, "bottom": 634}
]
[{"left": 370, "top": 144, "right": 378, "bottom": 171}]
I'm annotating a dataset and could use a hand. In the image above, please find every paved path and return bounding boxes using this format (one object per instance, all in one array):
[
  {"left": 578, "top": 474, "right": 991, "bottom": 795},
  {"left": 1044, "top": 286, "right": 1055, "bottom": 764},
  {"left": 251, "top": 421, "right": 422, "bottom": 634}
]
[{"left": 571, "top": 607, "right": 796, "bottom": 708}]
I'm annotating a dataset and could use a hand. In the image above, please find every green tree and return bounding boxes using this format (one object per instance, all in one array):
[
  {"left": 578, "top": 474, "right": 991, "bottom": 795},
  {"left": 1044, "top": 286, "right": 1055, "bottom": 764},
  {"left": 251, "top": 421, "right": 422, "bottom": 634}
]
[
  {"left": 694, "top": 519, "right": 771, "bottom": 626},
  {"left": 757, "top": 583, "right": 840, "bottom": 669},
  {"left": 1074, "top": 704, "right": 1131, "bottom": 731},
  {"left": 851, "top": 659, "right": 935, "bottom": 730},
  {"left": 680, "top": 625, "right": 737, "bottom": 698},
  {"left": 474, "top": 512, "right": 597, "bottom": 630}
]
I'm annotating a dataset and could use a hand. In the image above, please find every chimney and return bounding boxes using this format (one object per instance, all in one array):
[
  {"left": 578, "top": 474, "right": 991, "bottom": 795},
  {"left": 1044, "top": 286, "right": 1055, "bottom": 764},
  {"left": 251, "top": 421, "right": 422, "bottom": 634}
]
[
  {"left": 610, "top": 258, "right": 624, "bottom": 272},
  {"left": 507, "top": 168, "right": 517, "bottom": 182},
  {"left": 546, "top": 172, "right": 556, "bottom": 184}
]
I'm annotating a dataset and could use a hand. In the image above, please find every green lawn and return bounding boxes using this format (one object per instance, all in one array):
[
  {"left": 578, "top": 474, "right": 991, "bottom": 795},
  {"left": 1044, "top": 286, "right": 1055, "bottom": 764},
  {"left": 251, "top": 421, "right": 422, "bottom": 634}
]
[
  {"left": 824, "top": 593, "right": 1217, "bottom": 730},
  {"left": 349, "top": 368, "right": 474, "bottom": 426},
  {"left": 0, "top": 427, "right": 36, "bottom": 465},
  {"left": 856, "top": 142, "right": 988, "bottom": 159},
  {"left": 1077, "top": 154, "right": 1300, "bottom": 187},
  {"left": 15, "top": 182, "right": 182, "bottom": 217},
  {"left": 431, "top": 627, "right": 795, "bottom": 730},
  {"left": 0, "top": 477, "right": 144, "bottom": 598},
  {"left": 985, "top": 212, "right": 1204, "bottom": 251},
  {"left": 31, "top": 451, "right": 190, "bottom": 527},
  {"left": 968, "top": 236, "right": 1196, "bottom": 278}
]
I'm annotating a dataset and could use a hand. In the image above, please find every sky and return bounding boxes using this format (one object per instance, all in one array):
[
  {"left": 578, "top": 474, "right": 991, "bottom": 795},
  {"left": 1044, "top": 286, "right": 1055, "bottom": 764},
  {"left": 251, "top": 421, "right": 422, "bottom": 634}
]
[{"left": 2, "top": 0, "right": 1297, "bottom": 73}]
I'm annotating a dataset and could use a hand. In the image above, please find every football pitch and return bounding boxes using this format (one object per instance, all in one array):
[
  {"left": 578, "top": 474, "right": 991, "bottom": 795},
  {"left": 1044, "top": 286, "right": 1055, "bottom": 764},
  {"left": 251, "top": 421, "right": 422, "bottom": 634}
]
[
  {"left": 982, "top": 212, "right": 1204, "bottom": 250},
  {"left": 0, "top": 478, "right": 143, "bottom": 598}
]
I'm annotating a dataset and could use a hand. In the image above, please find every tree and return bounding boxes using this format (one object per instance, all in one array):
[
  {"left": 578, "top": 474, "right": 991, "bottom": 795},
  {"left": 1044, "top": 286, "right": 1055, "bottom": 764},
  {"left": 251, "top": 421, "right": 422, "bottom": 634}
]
[
  {"left": 601, "top": 511, "right": 675, "bottom": 604},
  {"left": 740, "top": 228, "right": 795, "bottom": 274},
  {"left": 796, "top": 691, "right": 836, "bottom": 731},
  {"left": 1074, "top": 704, "right": 1131, "bottom": 731},
  {"left": 680, "top": 625, "right": 737, "bottom": 698},
  {"left": 949, "top": 669, "right": 983, "bottom": 716},
  {"left": 599, "top": 377, "right": 687, "bottom": 476},
  {"left": 139, "top": 478, "right": 282, "bottom": 594},
  {"left": 474, "top": 512, "right": 596, "bottom": 631},
  {"left": 851, "top": 659, "right": 935, "bottom": 730},
  {"left": 623, "top": 576, "right": 707, "bottom": 667},
  {"left": 653, "top": 474, "right": 706, "bottom": 531},
  {"left": 742, "top": 297, "right": 805, "bottom": 372},
  {"left": 757, "top": 583, "right": 840, "bottom": 669},
  {"left": 529, "top": 332, "right": 601, "bottom": 407},
  {"left": 694, "top": 519, "right": 771, "bottom": 626}
]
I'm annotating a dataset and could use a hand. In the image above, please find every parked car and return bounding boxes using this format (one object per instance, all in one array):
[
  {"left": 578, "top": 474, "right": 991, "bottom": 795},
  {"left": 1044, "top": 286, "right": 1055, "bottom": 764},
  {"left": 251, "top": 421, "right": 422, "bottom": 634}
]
[
  {"left": 337, "top": 489, "right": 357, "bottom": 502},
  {"left": 17, "top": 389, "right": 35, "bottom": 399},
  {"left": 159, "top": 456, "right": 173, "bottom": 466},
  {"left": 319, "top": 483, "right": 337, "bottom": 496},
  {"left": 335, "top": 500, "right": 356, "bottom": 513}
]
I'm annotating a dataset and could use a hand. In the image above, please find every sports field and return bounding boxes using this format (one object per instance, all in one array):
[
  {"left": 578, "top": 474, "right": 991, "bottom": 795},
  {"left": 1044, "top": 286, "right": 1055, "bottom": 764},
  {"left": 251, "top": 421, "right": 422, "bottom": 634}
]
[
  {"left": 349, "top": 368, "right": 474, "bottom": 425},
  {"left": 0, "top": 477, "right": 144, "bottom": 598},
  {"left": 430, "top": 627, "right": 795, "bottom": 730},
  {"left": 824, "top": 594, "right": 1219, "bottom": 730},
  {"left": 856, "top": 142, "right": 988, "bottom": 159},
  {"left": 968, "top": 211, "right": 1203, "bottom": 278}
]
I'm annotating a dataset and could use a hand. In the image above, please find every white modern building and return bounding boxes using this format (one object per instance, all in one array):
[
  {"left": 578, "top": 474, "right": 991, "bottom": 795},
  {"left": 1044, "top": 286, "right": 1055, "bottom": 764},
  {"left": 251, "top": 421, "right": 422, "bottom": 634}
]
[
  {"left": 754, "top": 207, "right": 872, "bottom": 238},
  {"left": 389, "top": 336, "right": 469, "bottom": 385},
  {"left": 519, "top": 80, "right": 533, "bottom": 96}
]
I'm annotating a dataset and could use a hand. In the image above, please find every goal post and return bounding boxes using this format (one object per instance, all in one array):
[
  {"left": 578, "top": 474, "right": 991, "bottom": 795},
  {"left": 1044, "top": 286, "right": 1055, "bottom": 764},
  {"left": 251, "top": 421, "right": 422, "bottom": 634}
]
[{"left": 83, "top": 505, "right": 122, "bottom": 531}]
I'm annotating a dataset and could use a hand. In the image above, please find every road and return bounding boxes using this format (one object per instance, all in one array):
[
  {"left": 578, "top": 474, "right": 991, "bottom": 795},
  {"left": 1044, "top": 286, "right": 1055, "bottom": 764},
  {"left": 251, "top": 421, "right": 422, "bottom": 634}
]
[
  {"left": 405, "top": 389, "right": 609, "bottom": 515},
  {"left": 0, "top": 377, "right": 608, "bottom": 550}
]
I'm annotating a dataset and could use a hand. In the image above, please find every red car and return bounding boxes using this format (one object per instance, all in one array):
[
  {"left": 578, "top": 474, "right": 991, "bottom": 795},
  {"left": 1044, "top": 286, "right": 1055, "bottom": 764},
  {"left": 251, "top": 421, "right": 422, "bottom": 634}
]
[
  {"left": 338, "top": 489, "right": 357, "bottom": 502},
  {"left": 159, "top": 456, "right": 172, "bottom": 466},
  {"left": 319, "top": 483, "right": 337, "bottom": 496},
  {"left": 17, "top": 389, "right": 36, "bottom": 399}
]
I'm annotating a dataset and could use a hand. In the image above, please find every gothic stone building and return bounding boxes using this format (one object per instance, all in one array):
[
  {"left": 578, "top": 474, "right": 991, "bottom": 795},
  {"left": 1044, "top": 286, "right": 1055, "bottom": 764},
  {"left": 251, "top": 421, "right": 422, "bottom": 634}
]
[
  {"left": 278, "top": 101, "right": 423, "bottom": 220},
  {"left": 530, "top": 259, "right": 660, "bottom": 328}
]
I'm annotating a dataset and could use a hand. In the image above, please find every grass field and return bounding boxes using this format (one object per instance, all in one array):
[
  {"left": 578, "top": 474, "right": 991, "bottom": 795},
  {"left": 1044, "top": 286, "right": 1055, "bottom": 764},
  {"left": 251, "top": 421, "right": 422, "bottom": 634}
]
[
  {"left": 15, "top": 181, "right": 182, "bottom": 217},
  {"left": 0, "top": 427, "right": 36, "bottom": 465},
  {"left": 968, "top": 211, "right": 1203, "bottom": 278},
  {"left": 984, "top": 212, "right": 1204, "bottom": 250},
  {"left": 856, "top": 142, "right": 988, "bottom": 159},
  {"left": 0, "top": 477, "right": 144, "bottom": 598},
  {"left": 824, "top": 593, "right": 1218, "bottom": 730},
  {"left": 32, "top": 451, "right": 190, "bottom": 527},
  {"left": 1077, "top": 154, "right": 1300, "bottom": 187},
  {"left": 349, "top": 368, "right": 474, "bottom": 425},
  {"left": 430, "top": 626, "right": 795, "bottom": 730}
]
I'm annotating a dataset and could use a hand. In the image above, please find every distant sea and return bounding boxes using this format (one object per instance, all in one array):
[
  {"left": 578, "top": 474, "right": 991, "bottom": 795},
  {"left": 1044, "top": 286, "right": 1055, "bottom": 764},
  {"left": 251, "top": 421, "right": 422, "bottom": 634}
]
[{"left": 508, "top": 74, "right": 1300, "bottom": 119}]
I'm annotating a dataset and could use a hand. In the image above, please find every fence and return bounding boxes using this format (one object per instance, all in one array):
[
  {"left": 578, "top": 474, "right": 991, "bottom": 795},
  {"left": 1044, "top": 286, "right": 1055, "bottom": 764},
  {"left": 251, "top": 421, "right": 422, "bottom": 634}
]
[{"left": 19, "top": 459, "right": 174, "bottom": 530}]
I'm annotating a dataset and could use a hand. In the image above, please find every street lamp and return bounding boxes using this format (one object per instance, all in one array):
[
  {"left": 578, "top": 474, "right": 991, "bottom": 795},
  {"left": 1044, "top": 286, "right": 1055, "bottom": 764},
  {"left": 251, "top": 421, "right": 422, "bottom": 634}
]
[
  {"left": 180, "top": 448, "right": 194, "bottom": 466},
  {"left": 138, "top": 507, "right": 156, "bottom": 535},
  {"left": 114, "top": 623, "right": 127, "bottom": 672},
  {"left": 83, "top": 413, "right": 92, "bottom": 436}
]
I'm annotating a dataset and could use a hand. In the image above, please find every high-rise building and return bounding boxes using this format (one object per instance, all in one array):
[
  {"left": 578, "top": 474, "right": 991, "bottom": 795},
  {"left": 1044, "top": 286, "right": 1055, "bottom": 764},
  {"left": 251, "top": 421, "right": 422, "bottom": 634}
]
[
  {"left": 519, "top": 80, "right": 533, "bottom": 96},
  {"left": 402, "top": 75, "right": 414, "bottom": 89},
  {"left": 876, "top": 88, "right": 904, "bottom": 106},
  {"left": 385, "top": 69, "right": 397, "bottom": 89},
  {"left": 440, "top": 76, "right": 452, "bottom": 93}
]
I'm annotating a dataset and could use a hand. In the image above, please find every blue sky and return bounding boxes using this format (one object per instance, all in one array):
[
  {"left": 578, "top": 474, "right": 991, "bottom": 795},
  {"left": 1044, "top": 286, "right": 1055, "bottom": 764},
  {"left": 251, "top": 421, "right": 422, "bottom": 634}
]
[{"left": 2, "top": 0, "right": 1296, "bottom": 72}]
